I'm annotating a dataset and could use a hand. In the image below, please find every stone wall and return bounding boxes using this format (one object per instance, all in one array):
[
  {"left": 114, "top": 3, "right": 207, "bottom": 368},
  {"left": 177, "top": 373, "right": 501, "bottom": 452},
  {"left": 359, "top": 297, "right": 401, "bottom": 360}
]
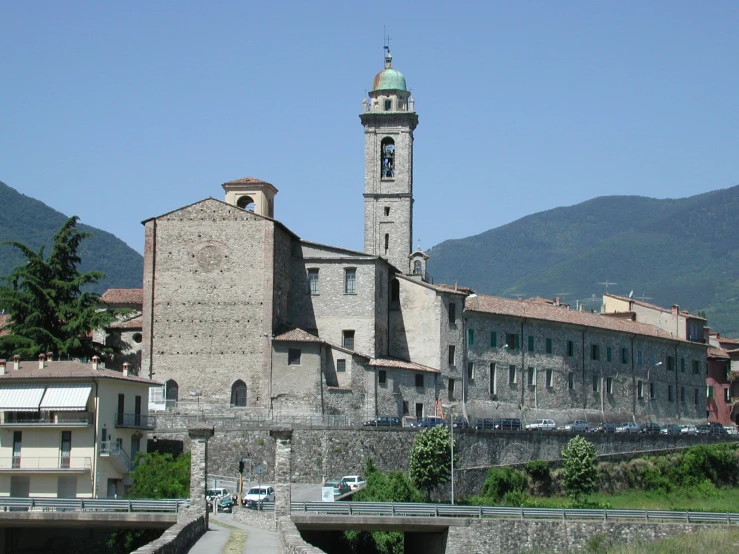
[
  {"left": 130, "top": 512, "right": 207, "bottom": 554},
  {"left": 277, "top": 516, "right": 326, "bottom": 554},
  {"left": 445, "top": 519, "right": 708, "bottom": 554},
  {"left": 233, "top": 506, "right": 276, "bottom": 531}
]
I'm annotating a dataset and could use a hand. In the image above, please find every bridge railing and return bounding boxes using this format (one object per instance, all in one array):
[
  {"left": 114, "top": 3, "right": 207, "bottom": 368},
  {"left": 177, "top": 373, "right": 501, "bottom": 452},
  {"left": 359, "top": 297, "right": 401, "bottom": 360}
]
[
  {"left": 0, "top": 497, "right": 189, "bottom": 513},
  {"left": 288, "top": 501, "right": 739, "bottom": 524}
]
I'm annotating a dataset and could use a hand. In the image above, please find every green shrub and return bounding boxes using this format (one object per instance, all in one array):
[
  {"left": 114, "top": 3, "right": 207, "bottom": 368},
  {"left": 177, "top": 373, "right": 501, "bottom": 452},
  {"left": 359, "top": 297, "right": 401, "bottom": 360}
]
[
  {"left": 525, "top": 460, "right": 551, "bottom": 482},
  {"left": 481, "top": 466, "right": 526, "bottom": 501}
]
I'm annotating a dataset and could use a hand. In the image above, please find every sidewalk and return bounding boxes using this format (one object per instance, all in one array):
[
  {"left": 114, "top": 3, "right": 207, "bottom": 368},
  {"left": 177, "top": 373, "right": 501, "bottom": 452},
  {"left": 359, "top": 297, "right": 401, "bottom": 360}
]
[
  {"left": 214, "top": 512, "right": 279, "bottom": 553},
  {"left": 186, "top": 518, "right": 231, "bottom": 554}
]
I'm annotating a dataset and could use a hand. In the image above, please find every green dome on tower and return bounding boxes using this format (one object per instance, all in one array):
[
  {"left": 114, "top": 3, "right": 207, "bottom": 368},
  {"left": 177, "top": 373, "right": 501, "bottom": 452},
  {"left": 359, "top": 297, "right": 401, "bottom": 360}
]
[{"left": 372, "top": 52, "right": 407, "bottom": 92}]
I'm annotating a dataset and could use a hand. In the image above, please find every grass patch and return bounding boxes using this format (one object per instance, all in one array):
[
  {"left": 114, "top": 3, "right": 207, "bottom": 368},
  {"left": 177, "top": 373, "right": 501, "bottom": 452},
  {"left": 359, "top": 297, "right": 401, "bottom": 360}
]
[
  {"left": 212, "top": 518, "right": 248, "bottom": 554},
  {"left": 604, "top": 527, "right": 739, "bottom": 553}
]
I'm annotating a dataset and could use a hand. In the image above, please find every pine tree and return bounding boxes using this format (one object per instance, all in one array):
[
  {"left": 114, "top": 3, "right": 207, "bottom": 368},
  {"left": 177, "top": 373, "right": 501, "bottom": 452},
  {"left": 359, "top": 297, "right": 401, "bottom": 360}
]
[{"left": 0, "top": 217, "right": 115, "bottom": 359}]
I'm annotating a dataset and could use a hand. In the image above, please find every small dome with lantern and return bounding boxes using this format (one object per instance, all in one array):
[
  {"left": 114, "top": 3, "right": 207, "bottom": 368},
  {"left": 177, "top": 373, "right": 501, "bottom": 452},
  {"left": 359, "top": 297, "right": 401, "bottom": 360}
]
[{"left": 372, "top": 51, "right": 407, "bottom": 92}]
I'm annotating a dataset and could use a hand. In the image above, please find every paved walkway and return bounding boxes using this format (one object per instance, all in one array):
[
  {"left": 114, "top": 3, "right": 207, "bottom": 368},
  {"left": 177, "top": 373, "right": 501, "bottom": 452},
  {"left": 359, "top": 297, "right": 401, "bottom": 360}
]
[{"left": 187, "top": 512, "right": 279, "bottom": 553}]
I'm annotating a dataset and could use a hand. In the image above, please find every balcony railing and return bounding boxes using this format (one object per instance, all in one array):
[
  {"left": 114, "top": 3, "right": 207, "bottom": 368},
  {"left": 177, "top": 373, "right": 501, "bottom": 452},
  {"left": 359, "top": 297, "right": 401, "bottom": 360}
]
[
  {"left": 1, "top": 412, "right": 93, "bottom": 426},
  {"left": 115, "top": 412, "right": 155, "bottom": 430},
  {"left": 0, "top": 456, "right": 91, "bottom": 471},
  {"left": 100, "top": 440, "right": 131, "bottom": 473}
]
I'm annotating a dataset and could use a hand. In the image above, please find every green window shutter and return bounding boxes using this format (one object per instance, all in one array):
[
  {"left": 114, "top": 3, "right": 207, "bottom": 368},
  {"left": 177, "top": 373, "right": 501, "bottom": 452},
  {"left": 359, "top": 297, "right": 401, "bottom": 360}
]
[
  {"left": 606, "top": 346, "right": 612, "bottom": 362},
  {"left": 467, "top": 328, "right": 474, "bottom": 346},
  {"left": 528, "top": 336, "right": 534, "bottom": 352},
  {"left": 546, "top": 338, "right": 552, "bottom": 354},
  {"left": 491, "top": 332, "right": 497, "bottom": 348},
  {"left": 680, "top": 358, "right": 685, "bottom": 372}
]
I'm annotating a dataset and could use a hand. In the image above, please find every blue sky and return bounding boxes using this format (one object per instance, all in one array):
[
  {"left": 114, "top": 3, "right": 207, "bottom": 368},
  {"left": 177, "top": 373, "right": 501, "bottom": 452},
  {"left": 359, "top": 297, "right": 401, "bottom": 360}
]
[{"left": 2, "top": 2, "right": 738, "bottom": 255}]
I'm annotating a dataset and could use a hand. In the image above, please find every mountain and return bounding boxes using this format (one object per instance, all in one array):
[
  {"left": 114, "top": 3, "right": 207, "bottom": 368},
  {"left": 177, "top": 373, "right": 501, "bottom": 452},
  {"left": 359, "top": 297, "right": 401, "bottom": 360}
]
[
  {"left": 0, "top": 181, "right": 143, "bottom": 293},
  {"left": 427, "top": 186, "right": 739, "bottom": 336}
]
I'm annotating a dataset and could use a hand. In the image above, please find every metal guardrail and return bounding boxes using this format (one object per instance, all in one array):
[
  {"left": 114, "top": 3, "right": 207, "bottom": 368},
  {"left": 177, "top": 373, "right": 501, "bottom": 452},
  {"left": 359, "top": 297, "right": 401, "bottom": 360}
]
[
  {"left": 115, "top": 413, "right": 156, "bottom": 430},
  {"left": 1, "top": 412, "right": 93, "bottom": 426},
  {"left": 0, "top": 497, "right": 189, "bottom": 513},
  {"left": 288, "top": 501, "right": 739, "bottom": 524}
]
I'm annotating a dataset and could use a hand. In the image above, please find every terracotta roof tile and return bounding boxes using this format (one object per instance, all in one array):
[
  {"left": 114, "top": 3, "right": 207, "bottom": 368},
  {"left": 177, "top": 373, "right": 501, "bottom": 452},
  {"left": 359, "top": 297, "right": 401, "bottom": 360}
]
[
  {"left": 109, "top": 316, "right": 142, "bottom": 329},
  {"left": 465, "top": 294, "right": 702, "bottom": 344},
  {"left": 708, "top": 347, "right": 731, "bottom": 359},
  {"left": 368, "top": 357, "right": 440, "bottom": 373},
  {"left": 426, "top": 283, "right": 475, "bottom": 295},
  {"left": 101, "top": 289, "right": 143, "bottom": 305},
  {"left": 0, "top": 360, "right": 159, "bottom": 385},
  {"left": 273, "top": 328, "right": 322, "bottom": 342}
]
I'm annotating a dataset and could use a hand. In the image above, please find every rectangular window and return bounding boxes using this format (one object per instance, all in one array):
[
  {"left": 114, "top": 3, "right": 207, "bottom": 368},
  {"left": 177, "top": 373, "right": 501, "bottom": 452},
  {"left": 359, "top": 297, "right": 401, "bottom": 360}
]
[
  {"left": 402, "top": 401, "right": 409, "bottom": 415},
  {"left": 568, "top": 372, "right": 574, "bottom": 390},
  {"left": 528, "top": 366, "right": 535, "bottom": 386},
  {"left": 489, "top": 363, "right": 497, "bottom": 395},
  {"left": 725, "top": 388, "right": 731, "bottom": 403},
  {"left": 288, "top": 348, "right": 301, "bottom": 365},
  {"left": 545, "top": 369, "right": 553, "bottom": 388},
  {"left": 649, "top": 382, "right": 655, "bottom": 400},
  {"left": 508, "top": 365, "right": 517, "bottom": 385},
  {"left": 467, "top": 362, "right": 474, "bottom": 380},
  {"left": 681, "top": 386, "right": 686, "bottom": 403},
  {"left": 545, "top": 338, "right": 553, "bottom": 354},
  {"left": 60, "top": 431, "right": 71, "bottom": 469},
  {"left": 415, "top": 373, "right": 424, "bottom": 388},
  {"left": 307, "top": 268, "right": 319, "bottom": 295},
  {"left": 378, "top": 370, "right": 387, "bottom": 385},
  {"left": 342, "top": 330, "right": 355, "bottom": 350},
  {"left": 467, "top": 328, "right": 474, "bottom": 346},
  {"left": 567, "top": 340, "right": 574, "bottom": 357},
  {"left": 694, "top": 388, "right": 699, "bottom": 405},
  {"left": 637, "top": 380, "right": 644, "bottom": 399},
  {"left": 336, "top": 359, "right": 346, "bottom": 372},
  {"left": 448, "top": 345, "right": 455, "bottom": 367},
  {"left": 637, "top": 350, "right": 643, "bottom": 365},
  {"left": 490, "top": 331, "right": 497, "bottom": 348},
  {"left": 506, "top": 333, "right": 519, "bottom": 351},
  {"left": 344, "top": 268, "right": 356, "bottom": 294},
  {"left": 707, "top": 386, "right": 714, "bottom": 399},
  {"left": 117, "top": 394, "right": 125, "bottom": 425},
  {"left": 592, "top": 374, "right": 599, "bottom": 392},
  {"left": 448, "top": 303, "right": 456, "bottom": 326},
  {"left": 591, "top": 344, "right": 600, "bottom": 361},
  {"left": 620, "top": 347, "right": 628, "bottom": 364},
  {"left": 12, "top": 431, "right": 21, "bottom": 469},
  {"left": 606, "top": 377, "right": 613, "bottom": 394},
  {"left": 528, "top": 336, "right": 535, "bottom": 352},
  {"left": 692, "top": 360, "right": 700, "bottom": 374},
  {"left": 680, "top": 358, "right": 685, "bottom": 372},
  {"left": 668, "top": 385, "right": 673, "bottom": 402},
  {"left": 448, "top": 378, "right": 455, "bottom": 400},
  {"left": 667, "top": 356, "right": 675, "bottom": 371},
  {"left": 415, "top": 403, "right": 424, "bottom": 419},
  {"left": 606, "top": 346, "right": 612, "bottom": 362}
]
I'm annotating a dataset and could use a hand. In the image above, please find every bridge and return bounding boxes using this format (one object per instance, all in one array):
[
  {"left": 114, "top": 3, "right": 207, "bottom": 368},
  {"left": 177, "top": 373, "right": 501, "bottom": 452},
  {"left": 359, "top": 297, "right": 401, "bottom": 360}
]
[{"left": 0, "top": 497, "right": 188, "bottom": 529}]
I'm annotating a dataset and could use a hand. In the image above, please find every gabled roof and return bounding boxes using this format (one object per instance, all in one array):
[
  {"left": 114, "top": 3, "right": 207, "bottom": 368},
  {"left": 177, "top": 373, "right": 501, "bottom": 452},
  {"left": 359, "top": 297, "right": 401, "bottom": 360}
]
[
  {"left": 605, "top": 293, "right": 706, "bottom": 321},
  {"left": 465, "top": 294, "right": 701, "bottom": 344},
  {"left": 708, "top": 347, "right": 731, "bottom": 359},
  {"left": 0, "top": 360, "right": 159, "bottom": 386},
  {"left": 101, "top": 289, "right": 143, "bottom": 305},
  {"left": 368, "top": 357, "right": 440, "bottom": 374},
  {"left": 273, "top": 328, "right": 322, "bottom": 343},
  {"left": 299, "top": 239, "right": 382, "bottom": 261}
]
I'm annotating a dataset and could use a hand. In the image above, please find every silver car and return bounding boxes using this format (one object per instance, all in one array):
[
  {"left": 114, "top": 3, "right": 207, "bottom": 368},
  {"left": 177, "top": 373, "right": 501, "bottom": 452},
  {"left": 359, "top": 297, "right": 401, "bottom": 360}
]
[
  {"left": 525, "top": 419, "right": 556, "bottom": 431},
  {"left": 616, "top": 422, "right": 639, "bottom": 434}
]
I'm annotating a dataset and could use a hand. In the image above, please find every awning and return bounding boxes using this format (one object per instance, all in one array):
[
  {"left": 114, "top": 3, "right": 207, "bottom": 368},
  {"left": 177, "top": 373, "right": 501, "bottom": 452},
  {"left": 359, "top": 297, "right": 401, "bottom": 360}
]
[
  {"left": 0, "top": 385, "right": 46, "bottom": 411},
  {"left": 39, "top": 384, "right": 92, "bottom": 411}
]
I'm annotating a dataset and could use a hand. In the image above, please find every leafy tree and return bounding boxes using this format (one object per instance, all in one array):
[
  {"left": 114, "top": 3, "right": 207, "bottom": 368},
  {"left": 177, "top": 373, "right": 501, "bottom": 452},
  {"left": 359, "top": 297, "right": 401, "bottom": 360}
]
[
  {"left": 409, "top": 424, "right": 457, "bottom": 499},
  {"left": 561, "top": 436, "right": 598, "bottom": 501},
  {"left": 0, "top": 216, "right": 116, "bottom": 359},
  {"left": 126, "top": 451, "right": 191, "bottom": 499}
]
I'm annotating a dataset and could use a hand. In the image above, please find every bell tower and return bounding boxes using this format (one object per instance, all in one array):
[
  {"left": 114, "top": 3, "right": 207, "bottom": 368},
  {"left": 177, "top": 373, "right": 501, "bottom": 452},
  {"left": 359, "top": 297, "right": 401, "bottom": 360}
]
[{"left": 361, "top": 48, "right": 418, "bottom": 273}]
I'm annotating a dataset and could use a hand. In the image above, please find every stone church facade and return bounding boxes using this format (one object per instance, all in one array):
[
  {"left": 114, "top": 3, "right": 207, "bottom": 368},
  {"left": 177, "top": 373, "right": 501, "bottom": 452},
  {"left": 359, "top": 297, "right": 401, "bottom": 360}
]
[{"left": 137, "top": 50, "right": 707, "bottom": 425}]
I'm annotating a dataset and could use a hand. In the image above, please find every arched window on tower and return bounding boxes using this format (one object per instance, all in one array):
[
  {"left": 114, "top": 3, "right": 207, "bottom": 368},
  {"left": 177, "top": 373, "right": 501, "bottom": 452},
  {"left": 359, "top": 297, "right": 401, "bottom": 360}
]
[
  {"left": 381, "top": 138, "right": 395, "bottom": 178},
  {"left": 231, "top": 380, "right": 247, "bottom": 407},
  {"left": 384, "top": 233, "right": 389, "bottom": 253},
  {"left": 165, "top": 380, "right": 179, "bottom": 409},
  {"left": 237, "top": 195, "right": 255, "bottom": 211}
]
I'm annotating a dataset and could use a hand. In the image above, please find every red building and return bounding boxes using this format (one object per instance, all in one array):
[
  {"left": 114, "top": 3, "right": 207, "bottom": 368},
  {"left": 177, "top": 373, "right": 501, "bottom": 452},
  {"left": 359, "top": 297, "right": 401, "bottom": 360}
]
[{"left": 707, "top": 334, "right": 739, "bottom": 426}]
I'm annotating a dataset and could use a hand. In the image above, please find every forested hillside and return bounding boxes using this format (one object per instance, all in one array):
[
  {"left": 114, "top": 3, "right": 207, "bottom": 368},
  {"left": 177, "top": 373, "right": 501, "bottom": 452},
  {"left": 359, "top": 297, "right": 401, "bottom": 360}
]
[
  {"left": 0, "top": 181, "right": 143, "bottom": 292},
  {"left": 428, "top": 186, "right": 739, "bottom": 336}
]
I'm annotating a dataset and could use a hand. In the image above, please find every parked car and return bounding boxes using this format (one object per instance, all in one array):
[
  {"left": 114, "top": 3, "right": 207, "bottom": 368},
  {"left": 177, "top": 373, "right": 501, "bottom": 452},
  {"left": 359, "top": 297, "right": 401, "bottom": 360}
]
[
  {"left": 453, "top": 417, "right": 469, "bottom": 429},
  {"left": 707, "top": 423, "right": 728, "bottom": 435},
  {"left": 525, "top": 419, "right": 556, "bottom": 431},
  {"left": 696, "top": 425, "right": 712, "bottom": 435},
  {"left": 324, "top": 479, "right": 351, "bottom": 496},
  {"left": 474, "top": 418, "right": 496, "bottom": 430},
  {"left": 494, "top": 418, "right": 522, "bottom": 431},
  {"left": 206, "top": 488, "right": 229, "bottom": 502},
  {"left": 660, "top": 424, "right": 682, "bottom": 435},
  {"left": 594, "top": 422, "right": 616, "bottom": 433},
  {"left": 680, "top": 425, "right": 697, "bottom": 435},
  {"left": 723, "top": 426, "right": 738, "bottom": 436},
  {"left": 362, "top": 416, "right": 401, "bottom": 427},
  {"left": 244, "top": 485, "right": 275, "bottom": 504},
  {"left": 640, "top": 423, "right": 661, "bottom": 434},
  {"left": 415, "top": 416, "right": 445, "bottom": 428},
  {"left": 342, "top": 475, "right": 366, "bottom": 491},
  {"left": 561, "top": 420, "right": 589, "bottom": 432},
  {"left": 615, "top": 422, "right": 639, "bottom": 434},
  {"left": 217, "top": 497, "right": 236, "bottom": 513}
]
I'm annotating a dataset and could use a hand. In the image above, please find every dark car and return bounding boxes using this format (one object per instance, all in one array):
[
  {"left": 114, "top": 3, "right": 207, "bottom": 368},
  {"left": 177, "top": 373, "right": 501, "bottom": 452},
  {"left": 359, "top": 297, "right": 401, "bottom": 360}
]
[
  {"left": 696, "top": 424, "right": 712, "bottom": 435},
  {"left": 416, "top": 417, "right": 445, "bottom": 428},
  {"left": 595, "top": 422, "right": 616, "bottom": 433},
  {"left": 324, "top": 479, "right": 351, "bottom": 496},
  {"left": 661, "top": 424, "right": 682, "bottom": 435},
  {"left": 707, "top": 423, "right": 728, "bottom": 435},
  {"left": 474, "top": 418, "right": 496, "bottom": 430},
  {"left": 494, "top": 418, "right": 522, "bottom": 431},
  {"left": 217, "top": 497, "right": 235, "bottom": 513},
  {"left": 362, "top": 416, "right": 401, "bottom": 427},
  {"left": 640, "top": 423, "right": 661, "bottom": 434},
  {"left": 453, "top": 417, "right": 469, "bottom": 429}
]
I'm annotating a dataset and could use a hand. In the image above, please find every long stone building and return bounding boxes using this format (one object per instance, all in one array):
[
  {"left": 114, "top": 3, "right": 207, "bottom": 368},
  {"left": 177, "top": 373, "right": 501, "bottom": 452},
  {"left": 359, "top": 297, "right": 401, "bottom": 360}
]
[{"left": 136, "top": 49, "right": 707, "bottom": 425}]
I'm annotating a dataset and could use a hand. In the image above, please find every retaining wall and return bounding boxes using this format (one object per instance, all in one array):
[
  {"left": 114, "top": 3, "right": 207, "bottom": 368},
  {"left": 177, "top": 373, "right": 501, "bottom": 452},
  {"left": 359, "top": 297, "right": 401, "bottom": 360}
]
[{"left": 129, "top": 511, "right": 206, "bottom": 554}]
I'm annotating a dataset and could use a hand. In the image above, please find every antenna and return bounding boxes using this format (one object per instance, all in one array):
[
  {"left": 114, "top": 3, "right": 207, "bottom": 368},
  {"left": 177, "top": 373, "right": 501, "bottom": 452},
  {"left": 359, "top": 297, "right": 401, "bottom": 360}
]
[
  {"left": 598, "top": 279, "right": 617, "bottom": 292},
  {"left": 637, "top": 292, "right": 653, "bottom": 302},
  {"left": 628, "top": 290, "right": 633, "bottom": 298}
]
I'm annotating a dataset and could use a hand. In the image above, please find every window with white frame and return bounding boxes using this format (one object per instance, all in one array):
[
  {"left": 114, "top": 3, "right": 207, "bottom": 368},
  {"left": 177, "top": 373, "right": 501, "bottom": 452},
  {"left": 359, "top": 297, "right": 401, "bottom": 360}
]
[
  {"left": 307, "top": 268, "right": 319, "bottom": 295},
  {"left": 606, "top": 377, "right": 613, "bottom": 394},
  {"left": 489, "top": 363, "right": 497, "bottom": 395},
  {"left": 545, "top": 369, "right": 553, "bottom": 388},
  {"left": 508, "top": 365, "right": 517, "bottom": 385},
  {"left": 528, "top": 366, "right": 535, "bottom": 386},
  {"left": 344, "top": 268, "right": 356, "bottom": 294}
]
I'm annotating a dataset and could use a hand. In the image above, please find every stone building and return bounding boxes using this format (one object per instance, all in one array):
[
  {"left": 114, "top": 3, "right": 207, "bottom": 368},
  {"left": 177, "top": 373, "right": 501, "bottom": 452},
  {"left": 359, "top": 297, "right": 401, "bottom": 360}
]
[
  {"left": 135, "top": 49, "right": 708, "bottom": 426},
  {"left": 94, "top": 288, "right": 143, "bottom": 374}
]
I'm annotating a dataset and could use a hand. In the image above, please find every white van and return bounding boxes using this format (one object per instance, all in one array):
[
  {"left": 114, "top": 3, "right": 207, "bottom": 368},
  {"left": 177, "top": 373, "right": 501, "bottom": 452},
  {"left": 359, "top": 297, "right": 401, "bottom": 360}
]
[{"left": 206, "top": 488, "right": 229, "bottom": 501}]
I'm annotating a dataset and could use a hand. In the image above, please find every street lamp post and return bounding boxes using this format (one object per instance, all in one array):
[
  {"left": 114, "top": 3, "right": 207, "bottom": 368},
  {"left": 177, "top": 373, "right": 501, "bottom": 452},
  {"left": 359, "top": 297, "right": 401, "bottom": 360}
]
[{"left": 442, "top": 402, "right": 458, "bottom": 504}]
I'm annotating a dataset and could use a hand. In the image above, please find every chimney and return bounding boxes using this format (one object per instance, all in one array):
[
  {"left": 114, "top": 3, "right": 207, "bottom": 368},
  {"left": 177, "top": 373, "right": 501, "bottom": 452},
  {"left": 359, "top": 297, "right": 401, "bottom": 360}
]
[
  {"left": 555, "top": 297, "right": 560, "bottom": 306},
  {"left": 672, "top": 305, "right": 679, "bottom": 316},
  {"left": 92, "top": 356, "right": 99, "bottom": 371},
  {"left": 46, "top": 352, "right": 53, "bottom": 362},
  {"left": 122, "top": 362, "right": 130, "bottom": 377},
  {"left": 38, "top": 353, "right": 46, "bottom": 369},
  {"left": 0, "top": 361, "right": 5, "bottom": 376},
  {"left": 13, "top": 355, "right": 19, "bottom": 371}
]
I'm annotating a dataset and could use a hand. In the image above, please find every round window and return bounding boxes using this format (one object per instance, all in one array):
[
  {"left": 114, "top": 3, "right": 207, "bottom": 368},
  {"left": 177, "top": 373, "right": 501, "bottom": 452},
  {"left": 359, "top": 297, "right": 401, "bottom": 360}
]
[{"left": 132, "top": 333, "right": 143, "bottom": 344}]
